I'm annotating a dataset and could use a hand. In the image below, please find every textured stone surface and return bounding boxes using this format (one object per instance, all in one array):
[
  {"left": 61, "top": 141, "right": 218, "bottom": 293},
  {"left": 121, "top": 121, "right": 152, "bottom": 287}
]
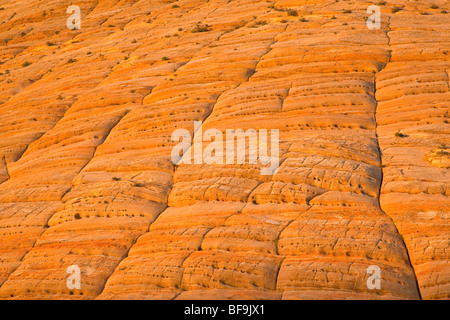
[{"left": 0, "top": 0, "right": 448, "bottom": 300}]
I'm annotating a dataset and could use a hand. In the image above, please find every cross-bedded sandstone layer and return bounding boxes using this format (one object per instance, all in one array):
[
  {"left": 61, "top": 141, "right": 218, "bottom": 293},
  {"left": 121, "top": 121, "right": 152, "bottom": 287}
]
[{"left": 0, "top": 0, "right": 448, "bottom": 300}]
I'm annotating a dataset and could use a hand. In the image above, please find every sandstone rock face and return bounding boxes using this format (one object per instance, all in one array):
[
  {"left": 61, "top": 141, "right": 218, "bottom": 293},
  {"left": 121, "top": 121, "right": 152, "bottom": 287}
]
[{"left": 0, "top": 0, "right": 448, "bottom": 300}]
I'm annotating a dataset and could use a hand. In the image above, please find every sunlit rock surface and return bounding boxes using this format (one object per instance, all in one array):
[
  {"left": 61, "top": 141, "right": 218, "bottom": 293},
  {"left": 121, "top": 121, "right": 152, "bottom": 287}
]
[{"left": 0, "top": 0, "right": 448, "bottom": 300}]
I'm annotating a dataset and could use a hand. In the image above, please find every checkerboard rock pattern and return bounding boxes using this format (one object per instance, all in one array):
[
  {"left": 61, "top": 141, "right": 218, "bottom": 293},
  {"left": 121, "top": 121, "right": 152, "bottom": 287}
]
[{"left": 0, "top": 0, "right": 448, "bottom": 300}]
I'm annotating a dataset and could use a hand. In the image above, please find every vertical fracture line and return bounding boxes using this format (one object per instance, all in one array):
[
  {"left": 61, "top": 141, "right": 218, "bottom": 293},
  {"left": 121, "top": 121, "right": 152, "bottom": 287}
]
[{"left": 372, "top": 15, "right": 422, "bottom": 299}]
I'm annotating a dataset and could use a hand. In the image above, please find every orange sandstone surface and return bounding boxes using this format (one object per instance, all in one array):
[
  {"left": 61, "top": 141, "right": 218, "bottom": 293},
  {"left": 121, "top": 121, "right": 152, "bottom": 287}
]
[{"left": 0, "top": 0, "right": 448, "bottom": 300}]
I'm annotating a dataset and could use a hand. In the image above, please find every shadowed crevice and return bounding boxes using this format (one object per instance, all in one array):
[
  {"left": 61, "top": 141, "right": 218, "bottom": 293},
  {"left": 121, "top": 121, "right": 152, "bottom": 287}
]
[{"left": 372, "top": 15, "right": 422, "bottom": 300}]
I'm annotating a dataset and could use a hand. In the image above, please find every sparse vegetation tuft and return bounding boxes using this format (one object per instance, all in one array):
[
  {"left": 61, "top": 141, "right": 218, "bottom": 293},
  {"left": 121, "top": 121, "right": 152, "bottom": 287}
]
[
  {"left": 287, "top": 9, "right": 298, "bottom": 17},
  {"left": 132, "top": 182, "right": 145, "bottom": 187},
  {"left": 192, "top": 23, "right": 211, "bottom": 33},
  {"left": 254, "top": 20, "right": 267, "bottom": 26}
]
